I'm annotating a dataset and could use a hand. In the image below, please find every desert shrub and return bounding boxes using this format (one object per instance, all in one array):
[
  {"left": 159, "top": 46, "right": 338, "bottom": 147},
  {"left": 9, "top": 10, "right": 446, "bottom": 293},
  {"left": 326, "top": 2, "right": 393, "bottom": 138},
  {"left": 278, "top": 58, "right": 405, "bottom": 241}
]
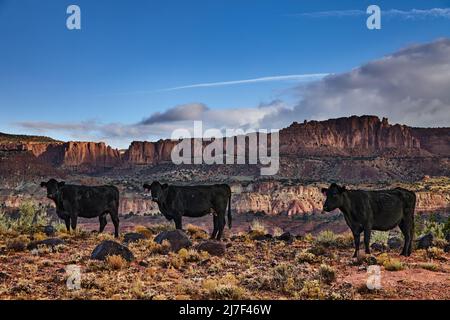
[
  {"left": 178, "top": 248, "right": 206, "bottom": 263},
  {"left": 272, "top": 227, "right": 284, "bottom": 237},
  {"left": 308, "top": 244, "right": 326, "bottom": 256},
  {"left": 146, "top": 222, "right": 175, "bottom": 234},
  {"left": 249, "top": 219, "right": 268, "bottom": 236},
  {"left": 418, "top": 262, "right": 439, "bottom": 272},
  {"left": 32, "top": 232, "right": 47, "bottom": 241},
  {"left": 370, "top": 231, "right": 389, "bottom": 245},
  {"left": 383, "top": 258, "right": 404, "bottom": 271},
  {"left": 443, "top": 217, "right": 450, "bottom": 236},
  {"left": 304, "top": 233, "right": 314, "bottom": 242},
  {"left": 186, "top": 224, "right": 209, "bottom": 240},
  {"left": 376, "top": 253, "right": 390, "bottom": 265},
  {"left": 318, "top": 264, "right": 336, "bottom": 284},
  {"left": 0, "top": 202, "right": 50, "bottom": 234},
  {"left": 257, "top": 263, "right": 303, "bottom": 294},
  {"left": 134, "top": 225, "right": 153, "bottom": 239},
  {"left": 335, "top": 232, "right": 354, "bottom": 248},
  {"left": 106, "top": 255, "right": 127, "bottom": 270},
  {"left": 148, "top": 239, "right": 171, "bottom": 255},
  {"left": 426, "top": 247, "right": 445, "bottom": 260},
  {"left": 315, "top": 230, "right": 338, "bottom": 247},
  {"left": 6, "top": 235, "right": 29, "bottom": 252},
  {"left": 299, "top": 280, "right": 324, "bottom": 299},
  {"left": 417, "top": 220, "right": 445, "bottom": 240},
  {"left": 296, "top": 250, "right": 319, "bottom": 264},
  {"left": 203, "top": 274, "right": 245, "bottom": 300}
]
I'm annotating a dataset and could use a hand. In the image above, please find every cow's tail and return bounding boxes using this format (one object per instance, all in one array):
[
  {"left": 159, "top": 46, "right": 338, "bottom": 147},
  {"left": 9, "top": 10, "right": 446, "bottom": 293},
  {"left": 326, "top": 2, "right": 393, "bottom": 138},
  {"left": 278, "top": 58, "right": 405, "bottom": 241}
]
[{"left": 227, "top": 189, "right": 232, "bottom": 229}]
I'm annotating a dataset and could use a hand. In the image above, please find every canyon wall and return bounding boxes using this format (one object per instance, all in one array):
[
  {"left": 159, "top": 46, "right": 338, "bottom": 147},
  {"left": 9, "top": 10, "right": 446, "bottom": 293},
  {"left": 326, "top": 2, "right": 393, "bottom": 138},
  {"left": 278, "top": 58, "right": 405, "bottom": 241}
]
[{"left": 1, "top": 116, "right": 449, "bottom": 172}]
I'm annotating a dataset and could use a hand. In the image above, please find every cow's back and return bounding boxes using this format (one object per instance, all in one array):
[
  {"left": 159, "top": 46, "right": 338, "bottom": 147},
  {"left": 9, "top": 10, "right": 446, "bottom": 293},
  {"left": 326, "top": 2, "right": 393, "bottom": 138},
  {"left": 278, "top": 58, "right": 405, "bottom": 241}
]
[{"left": 60, "top": 184, "right": 119, "bottom": 217}]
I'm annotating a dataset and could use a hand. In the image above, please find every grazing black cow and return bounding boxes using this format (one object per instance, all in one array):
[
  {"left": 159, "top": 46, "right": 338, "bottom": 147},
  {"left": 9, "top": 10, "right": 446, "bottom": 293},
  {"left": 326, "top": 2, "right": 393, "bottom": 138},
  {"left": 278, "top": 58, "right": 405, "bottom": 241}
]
[
  {"left": 40, "top": 179, "right": 120, "bottom": 237},
  {"left": 143, "top": 181, "right": 232, "bottom": 240},
  {"left": 322, "top": 183, "right": 416, "bottom": 257}
]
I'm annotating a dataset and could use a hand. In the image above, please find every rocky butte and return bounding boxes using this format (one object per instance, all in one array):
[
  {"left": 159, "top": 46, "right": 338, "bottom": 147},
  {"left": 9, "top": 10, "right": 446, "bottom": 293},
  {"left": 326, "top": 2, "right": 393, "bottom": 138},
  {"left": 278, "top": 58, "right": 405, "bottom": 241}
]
[{"left": 1, "top": 115, "right": 449, "bottom": 171}]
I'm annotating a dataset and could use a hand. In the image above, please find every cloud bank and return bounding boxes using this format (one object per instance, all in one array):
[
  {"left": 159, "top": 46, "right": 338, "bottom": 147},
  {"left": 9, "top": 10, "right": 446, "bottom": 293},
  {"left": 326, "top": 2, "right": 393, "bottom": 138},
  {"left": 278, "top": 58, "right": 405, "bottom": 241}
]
[{"left": 261, "top": 38, "right": 450, "bottom": 128}]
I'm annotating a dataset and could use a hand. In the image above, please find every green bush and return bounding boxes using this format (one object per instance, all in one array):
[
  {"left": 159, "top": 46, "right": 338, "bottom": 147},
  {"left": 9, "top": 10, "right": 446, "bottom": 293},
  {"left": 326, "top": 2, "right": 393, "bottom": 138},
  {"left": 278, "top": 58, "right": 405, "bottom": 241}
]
[{"left": 0, "top": 201, "right": 50, "bottom": 234}]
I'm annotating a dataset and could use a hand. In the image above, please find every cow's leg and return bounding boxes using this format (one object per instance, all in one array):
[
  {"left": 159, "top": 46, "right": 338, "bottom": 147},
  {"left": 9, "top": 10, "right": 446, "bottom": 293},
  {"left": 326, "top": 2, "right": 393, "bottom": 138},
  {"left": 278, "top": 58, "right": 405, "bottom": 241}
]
[
  {"left": 70, "top": 215, "right": 78, "bottom": 233},
  {"left": 363, "top": 227, "right": 371, "bottom": 254},
  {"left": 110, "top": 212, "right": 119, "bottom": 238},
  {"left": 211, "top": 215, "right": 219, "bottom": 239},
  {"left": 399, "top": 220, "right": 411, "bottom": 256},
  {"left": 64, "top": 217, "right": 70, "bottom": 232},
  {"left": 352, "top": 229, "right": 361, "bottom": 258},
  {"left": 216, "top": 213, "right": 226, "bottom": 240},
  {"left": 99, "top": 215, "right": 107, "bottom": 233},
  {"left": 174, "top": 216, "right": 182, "bottom": 230}
]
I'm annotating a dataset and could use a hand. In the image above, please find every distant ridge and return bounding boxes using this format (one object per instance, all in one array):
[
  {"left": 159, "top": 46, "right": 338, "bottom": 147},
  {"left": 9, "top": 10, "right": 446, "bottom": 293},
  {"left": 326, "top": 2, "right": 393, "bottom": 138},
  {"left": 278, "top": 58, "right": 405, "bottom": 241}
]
[{"left": 0, "top": 132, "right": 61, "bottom": 144}]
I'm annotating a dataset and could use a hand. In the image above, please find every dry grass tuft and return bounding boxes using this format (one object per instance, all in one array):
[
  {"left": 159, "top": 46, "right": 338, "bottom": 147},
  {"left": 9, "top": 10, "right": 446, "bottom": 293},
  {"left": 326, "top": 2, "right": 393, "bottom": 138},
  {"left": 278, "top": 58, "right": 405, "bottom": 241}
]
[{"left": 106, "top": 255, "right": 127, "bottom": 270}]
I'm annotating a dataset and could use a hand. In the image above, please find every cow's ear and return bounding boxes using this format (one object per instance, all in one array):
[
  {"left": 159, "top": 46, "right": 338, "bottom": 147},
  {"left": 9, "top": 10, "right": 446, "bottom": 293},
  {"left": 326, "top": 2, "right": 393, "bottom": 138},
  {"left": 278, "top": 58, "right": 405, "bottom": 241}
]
[
  {"left": 339, "top": 185, "right": 347, "bottom": 193},
  {"left": 40, "top": 182, "right": 47, "bottom": 188},
  {"left": 162, "top": 183, "right": 168, "bottom": 189},
  {"left": 58, "top": 181, "right": 65, "bottom": 187},
  {"left": 321, "top": 188, "right": 328, "bottom": 195}
]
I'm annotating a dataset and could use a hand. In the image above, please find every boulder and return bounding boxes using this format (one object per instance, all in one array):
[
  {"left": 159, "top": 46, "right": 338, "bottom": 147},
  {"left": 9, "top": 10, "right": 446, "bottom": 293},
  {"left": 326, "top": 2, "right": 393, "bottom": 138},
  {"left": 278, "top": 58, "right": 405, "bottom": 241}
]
[
  {"left": 370, "top": 242, "right": 386, "bottom": 252},
  {"left": 387, "top": 237, "right": 403, "bottom": 250},
  {"left": 416, "top": 233, "right": 434, "bottom": 250},
  {"left": 154, "top": 230, "right": 191, "bottom": 252},
  {"left": 91, "top": 240, "right": 134, "bottom": 262},
  {"left": 196, "top": 240, "right": 226, "bottom": 256},
  {"left": 276, "top": 232, "right": 294, "bottom": 243},
  {"left": 42, "top": 225, "right": 56, "bottom": 237},
  {"left": 123, "top": 232, "right": 146, "bottom": 244},
  {"left": 444, "top": 244, "right": 450, "bottom": 253},
  {"left": 27, "top": 238, "right": 64, "bottom": 250},
  {"left": 252, "top": 234, "right": 273, "bottom": 242}
]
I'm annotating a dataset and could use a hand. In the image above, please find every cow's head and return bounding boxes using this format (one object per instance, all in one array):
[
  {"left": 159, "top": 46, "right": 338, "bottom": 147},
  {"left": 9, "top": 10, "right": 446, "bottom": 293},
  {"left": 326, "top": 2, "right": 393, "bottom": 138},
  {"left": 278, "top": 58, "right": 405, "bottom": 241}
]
[
  {"left": 143, "top": 181, "right": 168, "bottom": 202},
  {"left": 321, "top": 183, "right": 346, "bottom": 212},
  {"left": 40, "top": 179, "right": 65, "bottom": 200}
]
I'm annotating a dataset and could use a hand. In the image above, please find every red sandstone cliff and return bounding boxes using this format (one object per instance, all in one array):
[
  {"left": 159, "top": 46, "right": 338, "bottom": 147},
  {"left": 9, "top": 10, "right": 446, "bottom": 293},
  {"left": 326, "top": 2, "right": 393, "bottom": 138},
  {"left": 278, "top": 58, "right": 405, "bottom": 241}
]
[
  {"left": 123, "top": 140, "right": 179, "bottom": 165},
  {"left": 279, "top": 116, "right": 423, "bottom": 156},
  {"left": 1, "top": 116, "right": 449, "bottom": 171}
]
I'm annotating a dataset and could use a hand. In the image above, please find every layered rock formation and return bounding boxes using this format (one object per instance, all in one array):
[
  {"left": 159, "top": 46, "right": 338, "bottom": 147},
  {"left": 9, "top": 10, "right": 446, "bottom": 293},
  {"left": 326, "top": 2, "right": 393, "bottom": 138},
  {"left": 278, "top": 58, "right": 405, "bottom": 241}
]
[
  {"left": 1, "top": 115, "right": 449, "bottom": 174},
  {"left": 279, "top": 116, "right": 423, "bottom": 156},
  {"left": 123, "top": 140, "right": 179, "bottom": 165}
]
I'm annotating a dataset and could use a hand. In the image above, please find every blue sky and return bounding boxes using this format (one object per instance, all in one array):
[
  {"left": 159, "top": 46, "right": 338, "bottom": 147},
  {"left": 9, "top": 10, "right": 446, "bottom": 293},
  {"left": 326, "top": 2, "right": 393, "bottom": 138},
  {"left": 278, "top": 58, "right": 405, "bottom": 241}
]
[{"left": 1, "top": 0, "right": 450, "bottom": 147}]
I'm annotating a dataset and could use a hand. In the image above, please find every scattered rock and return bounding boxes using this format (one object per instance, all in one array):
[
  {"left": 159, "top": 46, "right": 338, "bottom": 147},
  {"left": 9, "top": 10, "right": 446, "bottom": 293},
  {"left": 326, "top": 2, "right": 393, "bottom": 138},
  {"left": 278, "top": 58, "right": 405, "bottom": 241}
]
[
  {"left": 91, "top": 240, "right": 134, "bottom": 262},
  {"left": 252, "top": 234, "right": 273, "bottom": 242},
  {"left": 123, "top": 232, "right": 146, "bottom": 244},
  {"left": 154, "top": 230, "right": 191, "bottom": 252},
  {"left": 370, "top": 242, "right": 386, "bottom": 252},
  {"left": 416, "top": 233, "right": 434, "bottom": 250},
  {"left": 196, "top": 240, "right": 226, "bottom": 256},
  {"left": 276, "top": 232, "right": 294, "bottom": 243},
  {"left": 27, "top": 238, "right": 64, "bottom": 250},
  {"left": 387, "top": 237, "right": 403, "bottom": 250},
  {"left": 0, "top": 271, "right": 9, "bottom": 282},
  {"left": 366, "top": 255, "right": 378, "bottom": 266},
  {"left": 42, "top": 225, "right": 56, "bottom": 236},
  {"left": 138, "top": 260, "right": 149, "bottom": 267}
]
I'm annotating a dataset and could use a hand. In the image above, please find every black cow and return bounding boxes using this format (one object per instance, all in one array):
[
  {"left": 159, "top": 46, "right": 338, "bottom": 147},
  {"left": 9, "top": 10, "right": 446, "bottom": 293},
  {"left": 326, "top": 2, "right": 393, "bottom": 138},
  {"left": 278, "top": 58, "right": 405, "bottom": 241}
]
[
  {"left": 322, "top": 183, "right": 416, "bottom": 257},
  {"left": 40, "top": 179, "right": 120, "bottom": 237},
  {"left": 143, "top": 181, "right": 232, "bottom": 240}
]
